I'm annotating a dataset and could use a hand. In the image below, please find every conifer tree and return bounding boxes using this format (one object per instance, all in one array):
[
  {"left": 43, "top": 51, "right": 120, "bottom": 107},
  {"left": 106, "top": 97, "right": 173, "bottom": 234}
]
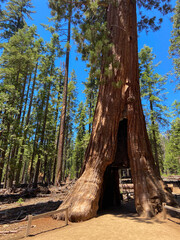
[
  {"left": 169, "top": 0, "right": 180, "bottom": 89},
  {"left": 139, "top": 45, "right": 169, "bottom": 175},
  {"left": 0, "top": 25, "right": 38, "bottom": 187},
  {"left": 164, "top": 101, "right": 180, "bottom": 174},
  {"left": 54, "top": 0, "right": 175, "bottom": 221},
  {"left": 49, "top": 0, "right": 73, "bottom": 185},
  {"left": 63, "top": 70, "right": 77, "bottom": 180},
  {"left": 83, "top": 76, "right": 98, "bottom": 134},
  {"left": 73, "top": 101, "right": 86, "bottom": 178},
  {"left": 0, "top": 0, "right": 35, "bottom": 40},
  {"left": 15, "top": 38, "right": 44, "bottom": 184},
  {"left": 32, "top": 34, "right": 62, "bottom": 187}
]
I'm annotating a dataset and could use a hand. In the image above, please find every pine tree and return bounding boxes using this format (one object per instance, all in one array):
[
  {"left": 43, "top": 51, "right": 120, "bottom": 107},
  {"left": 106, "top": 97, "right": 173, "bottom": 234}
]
[
  {"left": 31, "top": 34, "right": 62, "bottom": 187},
  {"left": 164, "top": 101, "right": 180, "bottom": 174},
  {"left": 139, "top": 45, "right": 169, "bottom": 175},
  {"left": 0, "top": 0, "right": 35, "bottom": 40},
  {"left": 83, "top": 76, "right": 98, "bottom": 134},
  {"left": 73, "top": 101, "right": 86, "bottom": 178},
  {"left": 63, "top": 70, "right": 77, "bottom": 180},
  {"left": 15, "top": 38, "right": 43, "bottom": 184},
  {"left": 0, "top": 25, "right": 38, "bottom": 187},
  {"left": 169, "top": 0, "right": 180, "bottom": 89},
  {"left": 164, "top": 119, "right": 180, "bottom": 175},
  {"left": 49, "top": 0, "right": 73, "bottom": 185}
]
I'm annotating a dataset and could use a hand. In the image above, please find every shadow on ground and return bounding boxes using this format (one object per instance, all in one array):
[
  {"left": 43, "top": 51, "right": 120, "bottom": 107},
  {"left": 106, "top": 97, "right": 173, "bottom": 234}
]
[
  {"left": 0, "top": 200, "right": 62, "bottom": 224},
  {"left": 98, "top": 197, "right": 180, "bottom": 225}
]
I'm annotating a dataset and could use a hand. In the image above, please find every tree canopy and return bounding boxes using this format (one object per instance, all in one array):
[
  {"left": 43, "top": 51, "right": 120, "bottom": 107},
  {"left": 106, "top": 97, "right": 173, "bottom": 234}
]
[{"left": 0, "top": 0, "right": 179, "bottom": 194}]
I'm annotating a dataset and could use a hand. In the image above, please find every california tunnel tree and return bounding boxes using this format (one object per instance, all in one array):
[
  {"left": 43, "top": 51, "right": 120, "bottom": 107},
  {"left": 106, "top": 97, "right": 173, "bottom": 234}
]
[{"left": 50, "top": 0, "right": 176, "bottom": 221}]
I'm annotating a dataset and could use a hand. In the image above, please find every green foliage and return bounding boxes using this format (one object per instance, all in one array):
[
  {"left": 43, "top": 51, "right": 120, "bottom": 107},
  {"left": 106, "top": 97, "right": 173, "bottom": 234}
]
[
  {"left": 83, "top": 76, "right": 98, "bottom": 133},
  {"left": 0, "top": 25, "right": 38, "bottom": 145},
  {"left": 137, "top": 0, "right": 173, "bottom": 32},
  {"left": 139, "top": 45, "right": 169, "bottom": 127},
  {"left": 73, "top": 101, "right": 87, "bottom": 178},
  {"left": 169, "top": 0, "right": 180, "bottom": 89},
  {"left": 73, "top": 5, "right": 112, "bottom": 82},
  {"left": 0, "top": 0, "right": 35, "bottom": 40},
  {"left": 0, "top": 0, "right": 176, "bottom": 186},
  {"left": 17, "top": 197, "right": 24, "bottom": 204},
  {"left": 63, "top": 71, "right": 78, "bottom": 179},
  {"left": 139, "top": 45, "right": 169, "bottom": 173},
  {"left": 164, "top": 116, "right": 180, "bottom": 175}
]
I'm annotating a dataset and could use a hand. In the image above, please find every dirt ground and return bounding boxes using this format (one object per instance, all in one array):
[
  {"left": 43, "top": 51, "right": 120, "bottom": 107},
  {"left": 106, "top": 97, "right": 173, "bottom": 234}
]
[
  {"left": 0, "top": 185, "right": 179, "bottom": 240},
  {"left": 24, "top": 213, "right": 180, "bottom": 240},
  {"left": 1, "top": 201, "right": 179, "bottom": 240}
]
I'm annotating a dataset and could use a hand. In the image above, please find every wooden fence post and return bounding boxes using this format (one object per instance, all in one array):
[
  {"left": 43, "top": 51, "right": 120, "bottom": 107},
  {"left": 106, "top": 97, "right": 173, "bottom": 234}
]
[
  {"left": 162, "top": 202, "right": 166, "bottom": 220},
  {"left": 26, "top": 215, "right": 32, "bottom": 237},
  {"left": 65, "top": 208, "right": 68, "bottom": 225}
]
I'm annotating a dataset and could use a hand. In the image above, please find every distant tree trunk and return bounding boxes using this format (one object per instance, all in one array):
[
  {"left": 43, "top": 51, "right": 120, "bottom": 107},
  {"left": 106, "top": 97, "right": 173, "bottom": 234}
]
[
  {"left": 33, "top": 82, "right": 51, "bottom": 188},
  {"left": 56, "top": 0, "right": 176, "bottom": 222},
  {"left": 16, "top": 62, "right": 38, "bottom": 184},
  {"left": 7, "top": 146, "right": 18, "bottom": 188},
  {"left": 52, "top": 78, "right": 62, "bottom": 184},
  {"left": 42, "top": 140, "right": 48, "bottom": 183},
  {"left": 21, "top": 160, "right": 27, "bottom": 183},
  {"left": 3, "top": 148, "right": 12, "bottom": 188},
  {"left": 149, "top": 97, "right": 160, "bottom": 176},
  {"left": 55, "top": 8, "right": 71, "bottom": 185},
  {"left": 6, "top": 68, "right": 28, "bottom": 187},
  {"left": 29, "top": 128, "right": 38, "bottom": 184},
  {"left": 0, "top": 122, "right": 10, "bottom": 186},
  {"left": 20, "top": 73, "right": 32, "bottom": 126}
]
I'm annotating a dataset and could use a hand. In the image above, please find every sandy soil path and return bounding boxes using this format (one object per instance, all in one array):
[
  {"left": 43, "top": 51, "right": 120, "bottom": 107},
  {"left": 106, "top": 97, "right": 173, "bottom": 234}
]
[
  {"left": 23, "top": 200, "right": 180, "bottom": 240},
  {"left": 0, "top": 186, "right": 179, "bottom": 240}
]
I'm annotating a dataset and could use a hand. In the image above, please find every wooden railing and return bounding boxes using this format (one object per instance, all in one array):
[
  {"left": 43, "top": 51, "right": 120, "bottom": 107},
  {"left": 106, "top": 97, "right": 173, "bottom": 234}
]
[
  {"left": 26, "top": 206, "right": 69, "bottom": 237},
  {"left": 162, "top": 203, "right": 180, "bottom": 219}
]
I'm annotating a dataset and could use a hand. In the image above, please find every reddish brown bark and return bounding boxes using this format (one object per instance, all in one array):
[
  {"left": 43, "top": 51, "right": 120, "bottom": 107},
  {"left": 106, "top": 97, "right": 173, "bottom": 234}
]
[
  {"left": 55, "top": 0, "right": 176, "bottom": 221},
  {"left": 55, "top": 6, "right": 72, "bottom": 185}
]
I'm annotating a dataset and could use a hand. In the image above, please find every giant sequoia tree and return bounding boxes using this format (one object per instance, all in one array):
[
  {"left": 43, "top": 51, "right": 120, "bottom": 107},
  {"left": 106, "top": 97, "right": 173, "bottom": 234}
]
[{"left": 53, "top": 0, "right": 176, "bottom": 221}]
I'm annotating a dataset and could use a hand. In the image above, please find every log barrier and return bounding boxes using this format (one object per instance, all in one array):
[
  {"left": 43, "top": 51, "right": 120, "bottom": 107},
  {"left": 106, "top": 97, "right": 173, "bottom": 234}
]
[
  {"left": 162, "top": 202, "right": 180, "bottom": 220},
  {"left": 25, "top": 206, "right": 69, "bottom": 237}
]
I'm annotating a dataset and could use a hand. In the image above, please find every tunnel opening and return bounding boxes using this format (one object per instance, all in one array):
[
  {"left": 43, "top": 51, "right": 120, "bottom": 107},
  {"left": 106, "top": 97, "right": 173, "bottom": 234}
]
[{"left": 99, "top": 119, "right": 133, "bottom": 211}]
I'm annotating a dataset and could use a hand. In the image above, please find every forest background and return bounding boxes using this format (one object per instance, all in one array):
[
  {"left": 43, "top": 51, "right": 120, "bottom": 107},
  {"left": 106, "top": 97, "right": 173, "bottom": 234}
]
[{"left": 0, "top": 0, "right": 179, "bottom": 189}]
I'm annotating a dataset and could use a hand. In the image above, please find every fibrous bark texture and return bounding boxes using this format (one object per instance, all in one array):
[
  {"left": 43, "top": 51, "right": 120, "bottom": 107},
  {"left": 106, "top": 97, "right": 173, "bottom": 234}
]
[{"left": 56, "top": 0, "right": 176, "bottom": 222}]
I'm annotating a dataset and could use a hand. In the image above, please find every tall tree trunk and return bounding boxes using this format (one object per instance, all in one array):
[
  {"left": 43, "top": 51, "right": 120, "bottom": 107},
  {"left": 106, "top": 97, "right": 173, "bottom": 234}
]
[
  {"left": 56, "top": 0, "right": 176, "bottom": 222},
  {"left": 55, "top": 6, "right": 72, "bottom": 185},
  {"left": 3, "top": 148, "right": 12, "bottom": 188},
  {"left": 149, "top": 98, "right": 160, "bottom": 176},
  {"left": 8, "top": 67, "right": 29, "bottom": 186},
  {"left": 20, "top": 73, "right": 32, "bottom": 126},
  {"left": 2, "top": 67, "right": 21, "bottom": 187},
  {"left": 33, "top": 82, "right": 51, "bottom": 187},
  {"left": 29, "top": 128, "right": 38, "bottom": 184},
  {"left": 42, "top": 139, "right": 49, "bottom": 183},
  {"left": 0, "top": 121, "right": 10, "bottom": 186},
  {"left": 7, "top": 146, "right": 18, "bottom": 188},
  {"left": 52, "top": 74, "right": 64, "bottom": 183},
  {"left": 15, "top": 63, "right": 38, "bottom": 184}
]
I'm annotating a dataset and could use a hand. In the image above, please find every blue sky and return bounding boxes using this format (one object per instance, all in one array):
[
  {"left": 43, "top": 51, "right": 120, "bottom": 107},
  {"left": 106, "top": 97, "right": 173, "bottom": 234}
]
[
  {"left": 2, "top": 0, "right": 179, "bottom": 120},
  {"left": 27, "top": 0, "right": 179, "bottom": 107}
]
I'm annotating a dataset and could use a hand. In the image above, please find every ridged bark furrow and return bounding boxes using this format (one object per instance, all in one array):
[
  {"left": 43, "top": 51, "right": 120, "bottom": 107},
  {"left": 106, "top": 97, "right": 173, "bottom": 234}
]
[{"left": 55, "top": 0, "right": 176, "bottom": 222}]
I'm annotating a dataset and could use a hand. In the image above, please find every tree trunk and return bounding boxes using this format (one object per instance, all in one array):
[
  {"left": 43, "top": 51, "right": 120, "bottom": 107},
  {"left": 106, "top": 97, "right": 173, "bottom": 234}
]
[
  {"left": 16, "top": 63, "right": 38, "bottom": 184},
  {"left": 0, "top": 121, "right": 10, "bottom": 186},
  {"left": 56, "top": 0, "right": 176, "bottom": 222},
  {"left": 149, "top": 97, "right": 161, "bottom": 176},
  {"left": 29, "top": 128, "right": 38, "bottom": 184},
  {"left": 33, "top": 82, "right": 51, "bottom": 187},
  {"left": 55, "top": 7, "right": 72, "bottom": 185},
  {"left": 52, "top": 77, "right": 62, "bottom": 184}
]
